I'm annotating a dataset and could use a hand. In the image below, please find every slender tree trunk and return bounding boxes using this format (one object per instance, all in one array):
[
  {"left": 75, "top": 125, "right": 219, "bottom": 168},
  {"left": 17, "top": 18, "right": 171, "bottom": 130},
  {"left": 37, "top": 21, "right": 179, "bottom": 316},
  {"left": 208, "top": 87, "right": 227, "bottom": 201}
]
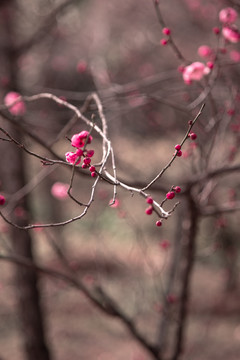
[
  {"left": 171, "top": 194, "right": 199, "bottom": 360},
  {"left": 0, "top": 2, "right": 52, "bottom": 359},
  {"left": 157, "top": 209, "right": 184, "bottom": 354}
]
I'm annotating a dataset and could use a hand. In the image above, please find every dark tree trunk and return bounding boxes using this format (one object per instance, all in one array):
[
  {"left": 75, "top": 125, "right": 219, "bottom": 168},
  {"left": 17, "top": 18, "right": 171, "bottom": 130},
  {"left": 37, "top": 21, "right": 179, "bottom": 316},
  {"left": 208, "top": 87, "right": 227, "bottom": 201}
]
[
  {"left": 0, "top": 2, "right": 52, "bottom": 359},
  {"left": 0, "top": 126, "right": 52, "bottom": 360}
]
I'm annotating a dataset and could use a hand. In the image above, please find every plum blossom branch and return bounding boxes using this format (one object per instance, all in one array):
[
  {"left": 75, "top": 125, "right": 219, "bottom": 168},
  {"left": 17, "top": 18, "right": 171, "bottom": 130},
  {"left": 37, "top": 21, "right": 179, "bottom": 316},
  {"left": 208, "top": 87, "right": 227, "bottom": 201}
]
[
  {"left": 0, "top": 92, "right": 207, "bottom": 229},
  {"left": 0, "top": 92, "right": 118, "bottom": 228},
  {"left": 153, "top": 0, "right": 186, "bottom": 62},
  {"left": 142, "top": 104, "right": 205, "bottom": 191},
  {"left": 0, "top": 127, "right": 66, "bottom": 166}
]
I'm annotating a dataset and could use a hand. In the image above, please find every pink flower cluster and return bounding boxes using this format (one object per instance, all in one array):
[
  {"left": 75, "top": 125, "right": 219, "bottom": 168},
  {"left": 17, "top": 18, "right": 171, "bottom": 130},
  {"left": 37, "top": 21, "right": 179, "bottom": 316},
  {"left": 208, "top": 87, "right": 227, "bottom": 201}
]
[
  {"left": 4, "top": 91, "right": 26, "bottom": 116},
  {"left": 65, "top": 130, "right": 96, "bottom": 176},
  {"left": 182, "top": 62, "right": 210, "bottom": 84},
  {"left": 219, "top": 7, "right": 240, "bottom": 43}
]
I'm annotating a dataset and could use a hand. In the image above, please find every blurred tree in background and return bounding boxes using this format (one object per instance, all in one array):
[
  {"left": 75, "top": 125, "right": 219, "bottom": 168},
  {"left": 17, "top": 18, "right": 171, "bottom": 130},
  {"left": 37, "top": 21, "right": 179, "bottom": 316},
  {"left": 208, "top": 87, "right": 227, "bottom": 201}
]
[{"left": 0, "top": 1, "right": 240, "bottom": 360}]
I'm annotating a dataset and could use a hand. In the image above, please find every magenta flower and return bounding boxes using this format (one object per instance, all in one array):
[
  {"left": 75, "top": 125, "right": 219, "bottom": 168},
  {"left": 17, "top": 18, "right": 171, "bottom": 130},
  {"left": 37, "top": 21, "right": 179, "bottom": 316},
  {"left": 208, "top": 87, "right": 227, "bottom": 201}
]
[
  {"left": 86, "top": 149, "right": 94, "bottom": 157},
  {"left": 71, "top": 134, "right": 85, "bottom": 148},
  {"left": 71, "top": 131, "right": 93, "bottom": 148}
]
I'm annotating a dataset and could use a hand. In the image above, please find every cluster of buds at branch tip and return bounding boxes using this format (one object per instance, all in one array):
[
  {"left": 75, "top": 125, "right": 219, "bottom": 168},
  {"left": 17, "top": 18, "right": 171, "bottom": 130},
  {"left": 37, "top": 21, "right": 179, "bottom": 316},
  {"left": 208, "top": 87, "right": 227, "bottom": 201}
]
[{"left": 144, "top": 187, "right": 180, "bottom": 227}]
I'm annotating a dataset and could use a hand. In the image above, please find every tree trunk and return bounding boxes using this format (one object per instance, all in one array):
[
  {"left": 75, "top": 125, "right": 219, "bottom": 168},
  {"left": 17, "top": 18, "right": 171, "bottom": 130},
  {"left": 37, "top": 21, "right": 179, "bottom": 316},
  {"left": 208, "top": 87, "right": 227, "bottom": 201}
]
[{"left": 0, "top": 2, "right": 52, "bottom": 359}]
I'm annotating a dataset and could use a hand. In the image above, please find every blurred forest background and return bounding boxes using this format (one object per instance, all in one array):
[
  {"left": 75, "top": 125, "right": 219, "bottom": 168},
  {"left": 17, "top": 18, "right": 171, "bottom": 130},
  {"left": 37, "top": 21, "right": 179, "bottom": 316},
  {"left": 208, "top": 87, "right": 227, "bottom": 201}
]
[{"left": 0, "top": 0, "right": 240, "bottom": 360}]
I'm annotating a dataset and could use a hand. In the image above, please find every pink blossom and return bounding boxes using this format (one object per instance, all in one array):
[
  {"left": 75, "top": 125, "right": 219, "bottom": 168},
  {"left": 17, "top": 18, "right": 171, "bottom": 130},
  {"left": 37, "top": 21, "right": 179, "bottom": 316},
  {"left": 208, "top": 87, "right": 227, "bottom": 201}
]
[
  {"left": 109, "top": 198, "right": 120, "bottom": 208},
  {"left": 71, "top": 131, "right": 93, "bottom": 148},
  {"left": 197, "top": 45, "right": 213, "bottom": 59},
  {"left": 75, "top": 148, "right": 83, "bottom": 157},
  {"left": 182, "top": 62, "right": 210, "bottom": 84},
  {"left": 76, "top": 60, "right": 87, "bottom": 73},
  {"left": 159, "top": 239, "right": 170, "bottom": 250},
  {"left": 71, "top": 134, "right": 84, "bottom": 148},
  {"left": 14, "top": 206, "right": 25, "bottom": 217},
  {"left": 51, "top": 182, "right": 68, "bottom": 199},
  {"left": 213, "top": 27, "right": 220, "bottom": 35},
  {"left": 230, "top": 50, "right": 240, "bottom": 62},
  {"left": 145, "top": 206, "right": 153, "bottom": 215},
  {"left": 160, "top": 38, "right": 168, "bottom": 46},
  {"left": 4, "top": 91, "right": 26, "bottom": 115},
  {"left": 222, "top": 26, "right": 240, "bottom": 43},
  {"left": 167, "top": 294, "right": 178, "bottom": 304},
  {"left": 86, "top": 149, "right": 94, "bottom": 157},
  {"left": 65, "top": 151, "right": 81, "bottom": 165},
  {"left": 89, "top": 165, "right": 95, "bottom": 172},
  {"left": 0, "top": 195, "right": 6, "bottom": 205},
  {"left": 146, "top": 197, "right": 153, "bottom": 204},
  {"left": 83, "top": 157, "right": 91, "bottom": 165},
  {"left": 162, "top": 27, "right": 171, "bottom": 35},
  {"left": 79, "top": 130, "right": 91, "bottom": 140},
  {"left": 219, "top": 7, "right": 238, "bottom": 24},
  {"left": 166, "top": 191, "right": 175, "bottom": 200},
  {"left": 207, "top": 61, "right": 214, "bottom": 69}
]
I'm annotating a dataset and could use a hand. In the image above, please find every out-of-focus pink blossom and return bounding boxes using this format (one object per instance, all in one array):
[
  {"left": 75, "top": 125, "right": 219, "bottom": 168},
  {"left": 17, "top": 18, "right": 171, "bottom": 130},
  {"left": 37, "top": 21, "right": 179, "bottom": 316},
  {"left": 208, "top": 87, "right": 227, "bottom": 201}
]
[
  {"left": 219, "top": 7, "right": 238, "bottom": 24},
  {"left": 182, "top": 62, "right": 210, "bottom": 84},
  {"left": 4, "top": 91, "right": 26, "bottom": 116},
  {"left": 207, "top": 61, "right": 214, "bottom": 69},
  {"left": 0, "top": 195, "right": 6, "bottom": 205},
  {"left": 76, "top": 60, "right": 87, "bottom": 73},
  {"left": 230, "top": 50, "right": 240, "bottom": 62},
  {"left": 222, "top": 26, "right": 240, "bottom": 43},
  {"left": 197, "top": 45, "right": 214, "bottom": 59},
  {"left": 51, "top": 182, "right": 68, "bottom": 199},
  {"left": 109, "top": 198, "right": 120, "bottom": 208}
]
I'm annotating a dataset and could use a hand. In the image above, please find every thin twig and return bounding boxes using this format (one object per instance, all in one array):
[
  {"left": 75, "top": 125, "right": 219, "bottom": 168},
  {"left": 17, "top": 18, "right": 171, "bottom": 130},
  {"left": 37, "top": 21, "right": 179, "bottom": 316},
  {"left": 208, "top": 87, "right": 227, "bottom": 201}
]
[{"left": 142, "top": 104, "right": 205, "bottom": 191}]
